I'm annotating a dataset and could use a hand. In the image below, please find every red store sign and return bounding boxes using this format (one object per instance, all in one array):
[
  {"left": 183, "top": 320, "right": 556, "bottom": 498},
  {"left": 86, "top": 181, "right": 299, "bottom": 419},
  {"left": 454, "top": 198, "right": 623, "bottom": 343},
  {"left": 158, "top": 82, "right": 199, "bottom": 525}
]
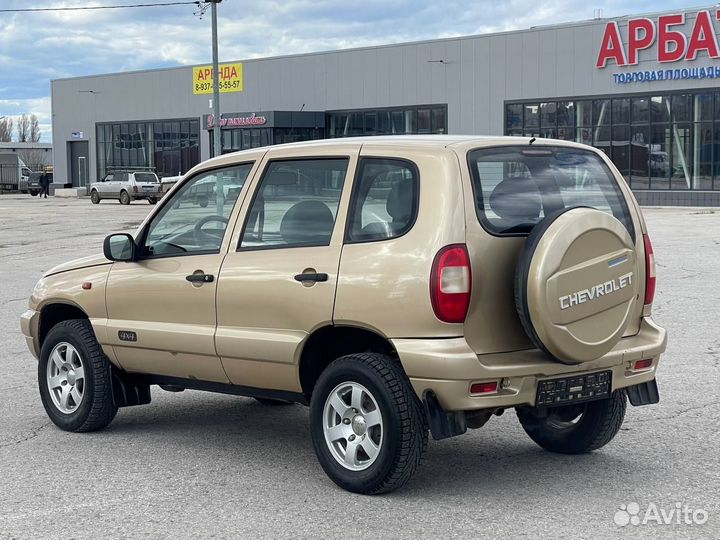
[{"left": 597, "top": 10, "right": 720, "bottom": 68}]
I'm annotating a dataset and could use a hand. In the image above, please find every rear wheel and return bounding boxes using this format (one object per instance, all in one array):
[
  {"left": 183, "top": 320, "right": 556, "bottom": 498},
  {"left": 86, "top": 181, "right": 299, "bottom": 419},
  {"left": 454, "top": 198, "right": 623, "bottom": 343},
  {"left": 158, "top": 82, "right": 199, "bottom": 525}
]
[
  {"left": 310, "top": 353, "right": 427, "bottom": 494},
  {"left": 90, "top": 190, "right": 100, "bottom": 204},
  {"left": 516, "top": 390, "right": 626, "bottom": 454},
  {"left": 119, "top": 191, "right": 131, "bottom": 205},
  {"left": 147, "top": 197, "right": 157, "bottom": 205},
  {"left": 197, "top": 195, "right": 209, "bottom": 208},
  {"left": 30, "top": 190, "right": 38, "bottom": 197},
  {"left": 38, "top": 320, "right": 118, "bottom": 432}
]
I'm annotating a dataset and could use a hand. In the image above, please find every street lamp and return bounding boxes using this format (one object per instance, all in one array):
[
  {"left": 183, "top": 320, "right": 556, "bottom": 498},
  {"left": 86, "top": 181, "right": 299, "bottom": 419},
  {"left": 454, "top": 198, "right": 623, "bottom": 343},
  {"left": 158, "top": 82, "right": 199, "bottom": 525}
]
[{"left": 209, "top": 0, "right": 222, "bottom": 159}]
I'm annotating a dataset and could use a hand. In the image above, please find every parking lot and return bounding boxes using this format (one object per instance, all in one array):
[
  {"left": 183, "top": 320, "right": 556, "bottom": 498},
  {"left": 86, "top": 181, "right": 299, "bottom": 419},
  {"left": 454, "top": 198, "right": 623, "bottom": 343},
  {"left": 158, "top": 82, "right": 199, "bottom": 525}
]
[{"left": 0, "top": 194, "right": 718, "bottom": 539}]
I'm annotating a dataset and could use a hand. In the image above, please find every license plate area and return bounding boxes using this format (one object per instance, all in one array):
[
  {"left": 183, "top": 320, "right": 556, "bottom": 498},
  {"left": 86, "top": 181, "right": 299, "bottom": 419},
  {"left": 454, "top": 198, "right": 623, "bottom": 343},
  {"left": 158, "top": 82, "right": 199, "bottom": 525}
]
[{"left": 536, "top": 370, "right": 611, "bottom": 407}]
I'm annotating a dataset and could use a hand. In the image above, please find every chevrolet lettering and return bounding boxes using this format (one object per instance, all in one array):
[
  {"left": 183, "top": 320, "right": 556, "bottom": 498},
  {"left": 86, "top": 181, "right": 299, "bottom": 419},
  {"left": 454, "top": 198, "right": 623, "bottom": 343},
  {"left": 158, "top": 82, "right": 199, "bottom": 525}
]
[{"left": 559, "top": 272, "right": 634, "bottom": 310}]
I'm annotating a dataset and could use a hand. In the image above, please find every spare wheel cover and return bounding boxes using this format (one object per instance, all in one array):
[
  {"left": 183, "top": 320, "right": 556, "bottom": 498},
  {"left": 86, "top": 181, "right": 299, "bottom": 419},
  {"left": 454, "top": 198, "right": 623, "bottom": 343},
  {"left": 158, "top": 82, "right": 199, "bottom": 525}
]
[{"left": 515, "top": 207, "right": 638, "bottom": 364}]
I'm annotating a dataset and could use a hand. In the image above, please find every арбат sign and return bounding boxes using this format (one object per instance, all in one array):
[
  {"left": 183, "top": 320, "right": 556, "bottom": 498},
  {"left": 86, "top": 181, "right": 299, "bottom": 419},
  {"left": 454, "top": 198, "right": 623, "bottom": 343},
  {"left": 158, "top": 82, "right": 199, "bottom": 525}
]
[{"left": 193, "top": 63, "right": 243, "bottom": 94}]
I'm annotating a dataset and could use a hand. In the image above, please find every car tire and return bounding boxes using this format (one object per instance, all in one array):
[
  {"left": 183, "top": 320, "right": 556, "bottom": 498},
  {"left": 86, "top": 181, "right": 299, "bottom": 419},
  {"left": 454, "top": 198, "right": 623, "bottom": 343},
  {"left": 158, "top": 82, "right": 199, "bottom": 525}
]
[
  {"left": 516, "top": 390, "right": 627, "bottom": 454},
  {"left": 30, "top": 190, "right": 38, "bottom": 197},
  {"left": 254, "top": 397, "right": 294, "bottom": 406},
  {"left": 90, "top": 190, "right": 100, "bottom": 204},
  {"left": 119, "top": 191, "right": 131, "bottom": 205},
  {"left": 310, "top": 353, "right": 428, "bottom": 495},
  {"left": 38, "top": 319, "right": 118, "bottom": 433},
  {"left": 198, "top": 195, "right": 209, "bottom": 208},
  {"left": 147, "top": 197, "right": 158, "bottom": 205}
]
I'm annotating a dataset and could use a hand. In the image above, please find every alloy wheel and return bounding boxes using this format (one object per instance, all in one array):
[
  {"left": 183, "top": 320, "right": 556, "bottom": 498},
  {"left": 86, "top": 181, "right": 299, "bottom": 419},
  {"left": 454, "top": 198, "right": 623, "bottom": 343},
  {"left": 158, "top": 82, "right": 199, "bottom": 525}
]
[
  {"left": 46, "top": 342, "right": 85, "bottom": 414},
  {"left": 322, "top": 381, "right": 384, "bottom": 471}
]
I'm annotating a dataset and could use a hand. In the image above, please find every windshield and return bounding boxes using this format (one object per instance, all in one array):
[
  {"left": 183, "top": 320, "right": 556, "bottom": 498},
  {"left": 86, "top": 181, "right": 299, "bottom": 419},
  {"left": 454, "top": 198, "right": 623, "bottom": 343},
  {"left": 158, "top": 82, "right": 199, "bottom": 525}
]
[
  {"left": 134, "top": 173, "right": 159, "bottom": 183},
  {"left": 467, "top": 146, "right": 634, "bottom": 237}
]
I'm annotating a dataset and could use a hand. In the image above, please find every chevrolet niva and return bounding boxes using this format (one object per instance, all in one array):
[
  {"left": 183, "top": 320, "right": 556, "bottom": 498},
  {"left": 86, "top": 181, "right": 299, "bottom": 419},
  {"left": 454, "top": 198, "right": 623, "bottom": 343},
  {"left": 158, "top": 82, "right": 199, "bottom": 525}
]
[{"left": 21, "top": 136, "right": 667, "bottom": 494}]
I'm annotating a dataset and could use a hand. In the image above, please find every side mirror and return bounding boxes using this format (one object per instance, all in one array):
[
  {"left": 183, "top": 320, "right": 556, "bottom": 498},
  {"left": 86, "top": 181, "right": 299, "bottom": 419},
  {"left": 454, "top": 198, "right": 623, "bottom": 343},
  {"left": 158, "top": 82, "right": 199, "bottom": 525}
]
[{"left": 103, "top": 233, "right": 137, "bottom": 262}]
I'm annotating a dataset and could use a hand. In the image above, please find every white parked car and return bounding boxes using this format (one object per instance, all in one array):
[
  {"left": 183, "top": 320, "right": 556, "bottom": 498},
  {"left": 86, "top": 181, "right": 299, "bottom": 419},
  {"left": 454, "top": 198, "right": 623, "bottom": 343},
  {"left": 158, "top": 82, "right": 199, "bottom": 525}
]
[{"left": 89, "top": 170, "right": 163, "bottom": 205}]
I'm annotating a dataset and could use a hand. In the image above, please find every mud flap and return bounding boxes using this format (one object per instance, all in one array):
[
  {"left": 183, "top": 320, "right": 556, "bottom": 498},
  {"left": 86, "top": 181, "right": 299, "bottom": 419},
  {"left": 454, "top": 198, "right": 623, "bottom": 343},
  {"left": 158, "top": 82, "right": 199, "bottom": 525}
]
[
  {"left": 111, "top": 366, "right": 151, "bottom": 407},
  {"left": 626, "top": 379, "right": 660, "bottom": 406},
  {"left": 423, "top": 391, "right": 467, "bottom": 440}
]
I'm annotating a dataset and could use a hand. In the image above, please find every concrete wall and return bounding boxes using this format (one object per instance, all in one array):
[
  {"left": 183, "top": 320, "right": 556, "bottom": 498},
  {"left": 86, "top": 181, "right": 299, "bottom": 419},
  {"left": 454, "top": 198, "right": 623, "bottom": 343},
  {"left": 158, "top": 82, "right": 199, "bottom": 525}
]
[{"left": 51, "top": 6, "right": 720, "bottom": 185}]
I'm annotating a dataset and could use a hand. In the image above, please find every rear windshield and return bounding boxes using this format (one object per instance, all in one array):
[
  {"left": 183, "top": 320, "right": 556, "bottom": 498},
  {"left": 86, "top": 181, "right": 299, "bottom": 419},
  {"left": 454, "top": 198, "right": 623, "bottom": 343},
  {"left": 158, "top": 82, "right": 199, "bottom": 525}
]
[
  {"left": 467, "top": 146, "right": 634, "bottom": 237},
  {"left": 134, "top": 173, "right": 158, "bottom": 183}
]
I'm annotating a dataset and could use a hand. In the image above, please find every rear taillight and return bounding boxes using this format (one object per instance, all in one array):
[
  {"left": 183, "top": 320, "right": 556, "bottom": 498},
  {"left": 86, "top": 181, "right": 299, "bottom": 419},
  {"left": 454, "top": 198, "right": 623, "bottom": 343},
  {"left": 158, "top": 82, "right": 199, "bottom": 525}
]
[
  {"left": 470, "top": 381, "right": 498, "bottom": 395},
  {"left": 430, "top": 244, "right": 471, "bottom": 323},
  {"left": 133, "top": 185, "right": 139, "bottom": 193},
  {"left": 643, "top": 233, "right": 656, "bottom": 305}
]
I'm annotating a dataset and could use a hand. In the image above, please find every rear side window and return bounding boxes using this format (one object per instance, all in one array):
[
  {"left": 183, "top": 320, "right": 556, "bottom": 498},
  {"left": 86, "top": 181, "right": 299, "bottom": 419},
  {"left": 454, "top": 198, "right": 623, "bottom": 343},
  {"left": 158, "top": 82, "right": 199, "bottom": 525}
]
[
  {"left": 467, "top": 146, "right": 634, "bottom": 237},
  {"left": 345, "top": 158, "right": 419, "bottom": 243},
  {"left": 134, "top": 173, "right": 158, "bottom": 183},
  {"left": 239, "top": 158, "right": 348, "bottom": 249}
]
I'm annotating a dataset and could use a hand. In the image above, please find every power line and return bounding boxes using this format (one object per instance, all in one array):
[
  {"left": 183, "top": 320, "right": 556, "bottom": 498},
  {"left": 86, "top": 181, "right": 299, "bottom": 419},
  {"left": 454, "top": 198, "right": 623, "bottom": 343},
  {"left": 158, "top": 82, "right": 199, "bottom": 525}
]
[{"left": 0, "top": 2, "right": 203, "bottom": 13}]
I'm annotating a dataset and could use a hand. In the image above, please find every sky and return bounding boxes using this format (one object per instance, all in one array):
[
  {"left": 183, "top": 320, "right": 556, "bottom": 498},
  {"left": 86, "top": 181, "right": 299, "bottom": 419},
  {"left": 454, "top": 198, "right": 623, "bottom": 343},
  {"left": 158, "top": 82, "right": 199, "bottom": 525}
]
[{"left": 0, "top": 0, "right": 695, "bottom": 142}]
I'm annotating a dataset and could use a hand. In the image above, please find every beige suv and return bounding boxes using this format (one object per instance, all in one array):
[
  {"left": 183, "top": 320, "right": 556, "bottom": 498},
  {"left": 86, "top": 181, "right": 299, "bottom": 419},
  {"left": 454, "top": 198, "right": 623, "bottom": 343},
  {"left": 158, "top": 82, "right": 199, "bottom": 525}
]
[{"left": 21, "top": 136, "right": 666, "bottom": 494}]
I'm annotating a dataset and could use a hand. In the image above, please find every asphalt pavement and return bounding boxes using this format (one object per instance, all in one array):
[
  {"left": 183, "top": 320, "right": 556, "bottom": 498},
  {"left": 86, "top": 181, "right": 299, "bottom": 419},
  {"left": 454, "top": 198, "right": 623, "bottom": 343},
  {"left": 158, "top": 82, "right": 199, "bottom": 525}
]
[{"left": 0, "top": 195, "right": 718, "bottom": 539}]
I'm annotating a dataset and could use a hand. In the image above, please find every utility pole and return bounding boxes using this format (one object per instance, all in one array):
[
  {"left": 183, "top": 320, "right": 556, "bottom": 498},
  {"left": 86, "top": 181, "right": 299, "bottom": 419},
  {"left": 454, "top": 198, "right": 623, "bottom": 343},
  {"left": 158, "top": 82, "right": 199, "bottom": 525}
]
[{"left": 210, "top": 0, "right": 222, "bottom": 159}]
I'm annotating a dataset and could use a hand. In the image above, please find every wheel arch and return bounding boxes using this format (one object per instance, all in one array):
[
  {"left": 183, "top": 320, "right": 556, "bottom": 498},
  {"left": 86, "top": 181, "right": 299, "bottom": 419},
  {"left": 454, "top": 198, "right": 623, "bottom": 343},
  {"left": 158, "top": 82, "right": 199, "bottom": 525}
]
[
  {"left": 39, "top": 302, "right": 89, "bottom": 348},
  {"left": 298, "top": 324, "right": 400, "bottom": 401}
]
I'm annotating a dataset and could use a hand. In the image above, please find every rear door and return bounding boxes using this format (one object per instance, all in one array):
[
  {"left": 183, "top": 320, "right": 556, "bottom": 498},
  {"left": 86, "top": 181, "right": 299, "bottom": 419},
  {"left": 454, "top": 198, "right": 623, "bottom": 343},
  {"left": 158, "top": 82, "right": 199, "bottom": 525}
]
[
  {"left": 133, "top": 172, "right": 161, "bottom": 197},
  {"left": 215, "top": 145, "right": 357, "bottom": 392},
  {"left": 458, "top": 143, "right": 643, "bottom": 355}
]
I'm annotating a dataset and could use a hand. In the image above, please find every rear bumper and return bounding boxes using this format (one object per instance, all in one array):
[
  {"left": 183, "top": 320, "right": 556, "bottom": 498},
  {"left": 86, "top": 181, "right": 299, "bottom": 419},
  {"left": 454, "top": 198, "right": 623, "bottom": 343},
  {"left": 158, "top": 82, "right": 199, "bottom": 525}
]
[
  {"left": 20, "top": 309, "right": 40, "bottom": 359},
  {"left": 393, "top": 317, "right": 667, "bottom": 412},
  {"left": 134, "top": 192, "right": 162, "bottom": 199}
]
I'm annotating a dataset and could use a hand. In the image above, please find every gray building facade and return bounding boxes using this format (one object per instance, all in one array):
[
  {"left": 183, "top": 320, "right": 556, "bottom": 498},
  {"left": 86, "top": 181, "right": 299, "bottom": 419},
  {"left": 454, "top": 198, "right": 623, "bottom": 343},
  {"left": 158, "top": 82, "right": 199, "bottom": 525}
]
[{"left": 52, "top": 6, "right": 720, "bottom": 205}]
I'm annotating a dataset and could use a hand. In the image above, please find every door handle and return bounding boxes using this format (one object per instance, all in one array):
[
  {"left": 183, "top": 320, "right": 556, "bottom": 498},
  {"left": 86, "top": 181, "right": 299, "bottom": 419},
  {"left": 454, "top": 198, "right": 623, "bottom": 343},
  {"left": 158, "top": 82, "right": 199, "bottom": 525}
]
[
  {"left": 294, "top": 272, "right": 328, "bottom": 283},
  {"left": 186, "top": 273, "right": 214, "bottom": 283}
]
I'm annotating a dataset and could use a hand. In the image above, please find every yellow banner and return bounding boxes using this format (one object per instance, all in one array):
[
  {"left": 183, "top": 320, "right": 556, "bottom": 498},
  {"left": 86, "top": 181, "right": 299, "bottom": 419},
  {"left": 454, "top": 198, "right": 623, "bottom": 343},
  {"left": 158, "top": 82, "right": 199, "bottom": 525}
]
[{"left": 193, "top": 63, "right": 243, "bottom": 95}]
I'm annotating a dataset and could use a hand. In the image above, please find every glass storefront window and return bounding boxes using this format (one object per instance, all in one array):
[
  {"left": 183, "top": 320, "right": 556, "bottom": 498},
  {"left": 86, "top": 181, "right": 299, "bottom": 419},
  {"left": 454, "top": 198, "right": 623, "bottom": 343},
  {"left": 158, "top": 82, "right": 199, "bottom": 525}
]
[
  {"left": 576, "top": 101, "right": 592, "bottom": 127},
  {"left": 506, "top": 103, "right": 522, "bottom": 131},
  {"left": 696, "top": 123, "right": 713, "bottom": 190},
  {"left": 506, "top": 91, "right": 720, "bottom": 191},
  {"left": 630, "top": 125, "right": 650, "bottom": 189},
  {"left": 540, "top": 102, "right": 555, "bottom": 128},
  {"left": 650, "top": 96, "right": 670, "bottom": 123},
  {"left": 671, "top": 95, "right": 692, "bottom": 123},
  {"left": 593, "top": 100, "right": 611, "bottom": 126},
  {"left": 326, "top": 105, "right": 446, "bottom": 138},
  {"left": 557, "top": 101, "right": 574, "bottom": 127},
  {"left": 96, "top": 118, "right": 200, "bottom": 180},
  {"left": 612, "top": 99, "right": 630, "bottom": 124},
  {"left": 431, "top": 107, "right": 446, "bottom": 134},
  {"left": 695, "top": 94, "right": 713, "bottom": 122},
  {"left": 524, "top": 104, "right": 539, "bottom": 128},
  {"left": 631, "top": 97, "right": 649, "bottom": 124}
]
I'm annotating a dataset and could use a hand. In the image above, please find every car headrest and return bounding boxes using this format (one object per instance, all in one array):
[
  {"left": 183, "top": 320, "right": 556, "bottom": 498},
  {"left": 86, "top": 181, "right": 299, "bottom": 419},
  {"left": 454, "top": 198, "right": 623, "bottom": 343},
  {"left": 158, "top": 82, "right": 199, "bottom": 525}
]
[
  {"left": 386, "top": 178, "right": 415, "bottom": 222},
  {"left": 488, "top": 179, "right": 542, "bottom": 221},
  {"left": 279, "top": 200, "right": 335, "bottom": 245}
]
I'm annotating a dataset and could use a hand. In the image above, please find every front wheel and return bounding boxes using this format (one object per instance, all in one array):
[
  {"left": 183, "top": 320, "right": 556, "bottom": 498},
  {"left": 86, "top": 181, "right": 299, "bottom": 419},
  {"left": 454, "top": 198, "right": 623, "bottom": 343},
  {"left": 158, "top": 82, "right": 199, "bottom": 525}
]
[
  {"left": 310, "top": 353, "right": 428, "bottom": 494},
  {"left": 30, "top": 190, "right": 38, "bottom": 197},
  {"left": 90, "top": 190, "right": 100, "bottom": 204},
  {"left": 516, "top": 390, "right": 627, "bottom": 454},
  {"left": 119, "top": 191, "right": 131, "bottom": 205},
  {"left": 38, "top": 320, "right": 118, "bottom": 432}
]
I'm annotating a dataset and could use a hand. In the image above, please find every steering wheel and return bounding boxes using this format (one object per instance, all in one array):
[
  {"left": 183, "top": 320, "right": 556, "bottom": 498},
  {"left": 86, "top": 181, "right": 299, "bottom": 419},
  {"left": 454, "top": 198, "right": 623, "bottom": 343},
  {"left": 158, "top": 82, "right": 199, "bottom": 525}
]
[{"left": 193, "top": 215, "right": 229, "bottom": 245}]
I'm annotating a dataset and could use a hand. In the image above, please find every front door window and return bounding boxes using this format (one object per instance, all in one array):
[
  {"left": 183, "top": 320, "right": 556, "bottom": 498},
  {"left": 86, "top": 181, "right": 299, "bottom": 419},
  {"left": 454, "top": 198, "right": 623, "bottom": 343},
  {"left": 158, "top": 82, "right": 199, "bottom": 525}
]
[{"left": 144, "top": 164, "right": 252, "bottom": 257}]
